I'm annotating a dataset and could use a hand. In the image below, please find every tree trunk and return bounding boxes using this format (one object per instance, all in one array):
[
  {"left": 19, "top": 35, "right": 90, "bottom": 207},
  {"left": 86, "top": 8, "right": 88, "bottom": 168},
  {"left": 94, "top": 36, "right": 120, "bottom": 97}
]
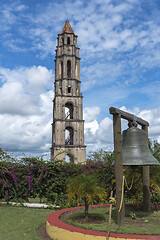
[{"left": 84, "top": 198, "right": 89, "bottom": 220}]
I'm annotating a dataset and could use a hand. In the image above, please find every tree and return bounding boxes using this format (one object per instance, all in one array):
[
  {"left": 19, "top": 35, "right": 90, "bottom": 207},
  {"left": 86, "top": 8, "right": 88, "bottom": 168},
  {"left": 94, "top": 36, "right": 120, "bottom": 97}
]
[
  {"left": 87, "top": 149, "right": 114, "bottom": 164},
  {"left": 66, "top": 174, "right": 107, "bottom": 220},
  {"left": 150, "top": 140, "right": 160, "bottom": 162},
  {"left": 149, "top": 140, "right": 160, "bottom": 186},
  {"left": 0, "top": 148, "right": 15, "bottom": 162}
]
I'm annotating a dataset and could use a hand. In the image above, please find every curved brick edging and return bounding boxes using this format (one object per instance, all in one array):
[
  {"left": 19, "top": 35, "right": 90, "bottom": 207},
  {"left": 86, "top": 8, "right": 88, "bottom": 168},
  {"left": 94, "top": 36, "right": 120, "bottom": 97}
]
[{"left": 46, "top": 204, "right": 160, "bottom": 240}]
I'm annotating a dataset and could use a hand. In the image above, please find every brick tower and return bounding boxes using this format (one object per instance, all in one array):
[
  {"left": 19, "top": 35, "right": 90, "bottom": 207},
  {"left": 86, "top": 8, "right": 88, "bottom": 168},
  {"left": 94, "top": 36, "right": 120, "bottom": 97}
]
[{"left": 51, "top": 21, "right": 86, "bottom": 163}]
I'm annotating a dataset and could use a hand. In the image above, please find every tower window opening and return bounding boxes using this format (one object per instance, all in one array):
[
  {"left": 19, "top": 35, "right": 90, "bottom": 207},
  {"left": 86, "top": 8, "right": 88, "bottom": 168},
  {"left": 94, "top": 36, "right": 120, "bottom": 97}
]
[
  {"left": 67, "top": 37, "right": 70, "bottom": 45},
  {"left": 52, "top": 127, "right": 55, "bottom": 144},
  {"left": 65, "top": 127, "right": 73, "bottom": 145},
  {"left": 67, "top": 60, "right": 71, "bottom": 78},
  {"left": 67, "top": 86, "right": 71, "bottom": 94},
  {"left": 61, "top": 37, "right": 64, "bottom": 46},
  {"left": 60, "top": 62, "right": 63, "bottom": 79},
  {"left": 76, "top": 87, "right": 79, "bottom": 95},
  {"left": 59, "top": 86, "right": 62, "bottom": 94},
  {"left": 75, "top": 61, "right": 78, "bottom": 79},
  {"left": 65, "top": 102, "right": 73, "bottom": 119},
  {"left": 65, "top": 153, "right": 74, "bottom": 163}
]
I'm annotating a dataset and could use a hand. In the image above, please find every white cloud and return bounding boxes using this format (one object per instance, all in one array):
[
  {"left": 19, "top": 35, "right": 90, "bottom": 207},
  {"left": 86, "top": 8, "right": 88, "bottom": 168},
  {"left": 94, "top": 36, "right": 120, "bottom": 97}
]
[
  {"left": 84, "top": 108, "right": 113, "bottom": 154},
  {"left": 84, "top": 107, "right": 100, "bottom": 122},
  {"left": 138, "top": 108, "right": 160, "bottom": 138},
  {"left": 0, "top": 81, "right": 37, "bottom": 115},
  {"left": 0, "top": 66, "right": 53, "bottom": 115},
  {"left": 85, "top": 129, "right": 98, "bottom": 144},
  {"left": 85, "top": 120, "right": 99, "bottom": 134},
  {"left": 39, "top": 90, "right": 53, "bottom": 113},
  {"left": 96, "top": 117, "right": 113, "bottom": 143},
  {"left": 0, "top": 66, "right": 53, "bottom": 155},
  {"left": 0, "top": 113, "right": 52, "bottom": 154},
  {"left": 25, "top": 65, "right": 53, "bottom": 93}
]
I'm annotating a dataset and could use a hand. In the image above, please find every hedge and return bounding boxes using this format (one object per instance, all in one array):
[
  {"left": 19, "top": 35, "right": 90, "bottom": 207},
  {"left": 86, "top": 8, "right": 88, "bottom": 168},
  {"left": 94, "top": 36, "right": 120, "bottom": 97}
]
[{"left": 0, "top": 157, "right": 114, "bottom": 205}]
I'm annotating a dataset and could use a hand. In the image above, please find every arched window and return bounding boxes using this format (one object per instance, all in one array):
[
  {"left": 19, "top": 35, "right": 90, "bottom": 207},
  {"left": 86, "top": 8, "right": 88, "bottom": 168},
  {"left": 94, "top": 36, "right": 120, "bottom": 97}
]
[
  {"left": 65, "top": 153, "right": 74, "bottom": 163},
  {"left": 65, "top": 102, "right": 73, "bottom": 119},
  {"left": 65, "top": 127, "right": 73, "bottom": 145},
  {"left": 67, "top": 37, "right": 70, "bottom": 45},
  {"left": 61, "top": 37, "right": 64, "bottom": 46},
  {"left": 60, "top": 62, "right": 63, "bottom": 79},
  {"left": 59, "top": 61, "right": 63, "bottom": 79},
  {"left": 67, "top": 85, "right": 71, "bottom": 94},
  {"left": 59, "top": 86, "right": 62, "bottom": 94},
  {"left": 52, "top": 129, "right": 55, "bottom": 144},
  {"left": 75, "top": 61, "right": 78, "bottom": 79},
  {"left": 67, "top": 60, "right": 71, "bottom": 78},
  {"left": 76, "top": 87, "right": 79, "bottom": 95}
]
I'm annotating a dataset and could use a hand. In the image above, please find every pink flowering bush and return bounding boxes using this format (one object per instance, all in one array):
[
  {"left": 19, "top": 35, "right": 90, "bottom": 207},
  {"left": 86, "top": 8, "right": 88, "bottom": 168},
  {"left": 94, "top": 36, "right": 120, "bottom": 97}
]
[{"left": 0, "top": 148, "right": 114, "bottom": 205}]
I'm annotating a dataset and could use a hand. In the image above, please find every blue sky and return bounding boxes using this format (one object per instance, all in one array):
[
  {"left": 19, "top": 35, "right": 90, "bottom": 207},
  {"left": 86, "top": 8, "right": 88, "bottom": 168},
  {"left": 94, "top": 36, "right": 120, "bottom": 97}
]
[{"left": 0, "top": 0, "right": 160, "bottom": 158}]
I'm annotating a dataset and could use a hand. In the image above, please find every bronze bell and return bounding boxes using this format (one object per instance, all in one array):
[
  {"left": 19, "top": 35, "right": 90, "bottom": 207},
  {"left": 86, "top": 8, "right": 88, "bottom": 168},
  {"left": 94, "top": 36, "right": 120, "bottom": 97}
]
[{"left": 122, "top": 121, "right": 160, "bottom": 166}]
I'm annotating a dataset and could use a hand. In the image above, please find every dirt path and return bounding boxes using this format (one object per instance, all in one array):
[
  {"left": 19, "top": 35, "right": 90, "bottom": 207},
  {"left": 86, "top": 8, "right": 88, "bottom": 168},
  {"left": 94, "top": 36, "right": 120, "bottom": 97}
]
[{"left": 37, "top": 224, "right": 52, "bottom": 240}]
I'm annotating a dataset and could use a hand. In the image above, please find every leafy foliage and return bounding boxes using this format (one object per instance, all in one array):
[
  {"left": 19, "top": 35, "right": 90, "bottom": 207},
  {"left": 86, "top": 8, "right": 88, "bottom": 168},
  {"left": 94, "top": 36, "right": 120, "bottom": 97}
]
[
  {"left": 149, "top": 140, "right": 160, "bottom": 186},
  {"left": 87, "top": 149, "right": 114, "bottom": 164},
  {"left": 0, "top": 148, "right": 114, "bottom": 206},
  {"left": 123, "top": 166, "right": 143, "bottom": 203},
  {"left": 0, "top": 144, "right": 159, "bottom": 206}
]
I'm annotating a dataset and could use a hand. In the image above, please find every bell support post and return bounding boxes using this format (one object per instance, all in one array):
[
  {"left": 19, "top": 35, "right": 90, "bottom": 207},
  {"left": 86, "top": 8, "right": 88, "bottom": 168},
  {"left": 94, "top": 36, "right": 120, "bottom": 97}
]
[
  {"left": 109, "top": 107, "right": 153, "bottom": 225},
  {"left": 142, "top": 125, "right": 151, "bottom": 212},
  {"left": 113, "top": 113, "right": 125, "bottom": 225}
]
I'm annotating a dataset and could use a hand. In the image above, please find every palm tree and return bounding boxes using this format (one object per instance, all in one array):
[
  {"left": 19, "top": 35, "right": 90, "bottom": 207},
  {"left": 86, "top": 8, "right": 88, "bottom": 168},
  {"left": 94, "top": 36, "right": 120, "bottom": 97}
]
[{"left": 66, "top": 174, "right": 107, "bottom": 220}]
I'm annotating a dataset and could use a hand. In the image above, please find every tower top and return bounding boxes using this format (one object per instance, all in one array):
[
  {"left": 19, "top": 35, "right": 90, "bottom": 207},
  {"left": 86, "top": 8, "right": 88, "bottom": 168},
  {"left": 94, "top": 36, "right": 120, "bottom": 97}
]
[{"left": 60, "top": 20, "right": 74, "bottom": 34}]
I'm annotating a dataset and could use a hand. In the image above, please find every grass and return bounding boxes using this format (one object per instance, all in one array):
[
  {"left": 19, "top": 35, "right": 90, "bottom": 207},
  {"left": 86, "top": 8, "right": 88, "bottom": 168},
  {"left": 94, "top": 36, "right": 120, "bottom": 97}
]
[
  {"left": 0, "top": 204, "right": 54, "bottom": 240},
  {"left": 66, "top": 206, "right": 160, "bottom": 235}
]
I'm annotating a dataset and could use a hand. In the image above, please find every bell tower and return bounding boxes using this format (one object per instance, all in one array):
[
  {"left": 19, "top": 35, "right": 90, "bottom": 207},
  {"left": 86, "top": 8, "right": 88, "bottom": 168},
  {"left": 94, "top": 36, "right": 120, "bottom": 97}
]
[{"left": 51, "top": 21, "right": 86, "bottom": 163}]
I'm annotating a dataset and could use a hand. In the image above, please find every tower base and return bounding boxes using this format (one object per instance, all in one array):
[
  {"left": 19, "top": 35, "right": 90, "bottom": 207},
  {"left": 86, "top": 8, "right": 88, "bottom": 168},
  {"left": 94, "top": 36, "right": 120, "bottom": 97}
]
[{"left": 51, "top": 145, "right": 86, "bottom": 163}]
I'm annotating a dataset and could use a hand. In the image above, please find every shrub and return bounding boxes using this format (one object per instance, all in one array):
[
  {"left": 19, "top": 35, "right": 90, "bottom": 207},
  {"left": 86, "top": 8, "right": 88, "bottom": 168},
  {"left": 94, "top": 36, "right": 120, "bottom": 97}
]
[{"left": 0, "top": 149, "right": 114, "bottom": 205}]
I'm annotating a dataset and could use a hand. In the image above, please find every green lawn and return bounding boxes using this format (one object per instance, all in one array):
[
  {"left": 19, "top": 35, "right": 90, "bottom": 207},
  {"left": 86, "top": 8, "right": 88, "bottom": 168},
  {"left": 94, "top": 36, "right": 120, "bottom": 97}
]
[
  {"left": 66, "top": 206, "right": 160, "bottom": 235},
  {"left": 1, "top": 204, "right": 160, "bottom": 239},
  {"left": 0, "top": 205, "right": 54, "bottom": 240}
]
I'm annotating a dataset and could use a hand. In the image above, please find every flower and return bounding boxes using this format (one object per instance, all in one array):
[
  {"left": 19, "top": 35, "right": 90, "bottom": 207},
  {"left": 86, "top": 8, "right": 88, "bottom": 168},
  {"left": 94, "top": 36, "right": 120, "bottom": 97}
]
[
  {"left": 5, "top": 190, "right": 8, "bottom": 197},
  {"left": 26, "top": 176, "right": 31, "bottom": 190}
]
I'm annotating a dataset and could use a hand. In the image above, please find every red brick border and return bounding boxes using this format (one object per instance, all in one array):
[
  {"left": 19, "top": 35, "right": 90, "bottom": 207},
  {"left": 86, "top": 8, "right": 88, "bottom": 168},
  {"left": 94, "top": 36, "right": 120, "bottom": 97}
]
[{"left": 47, "top": 204, "right": 160, "bottom": 239}]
